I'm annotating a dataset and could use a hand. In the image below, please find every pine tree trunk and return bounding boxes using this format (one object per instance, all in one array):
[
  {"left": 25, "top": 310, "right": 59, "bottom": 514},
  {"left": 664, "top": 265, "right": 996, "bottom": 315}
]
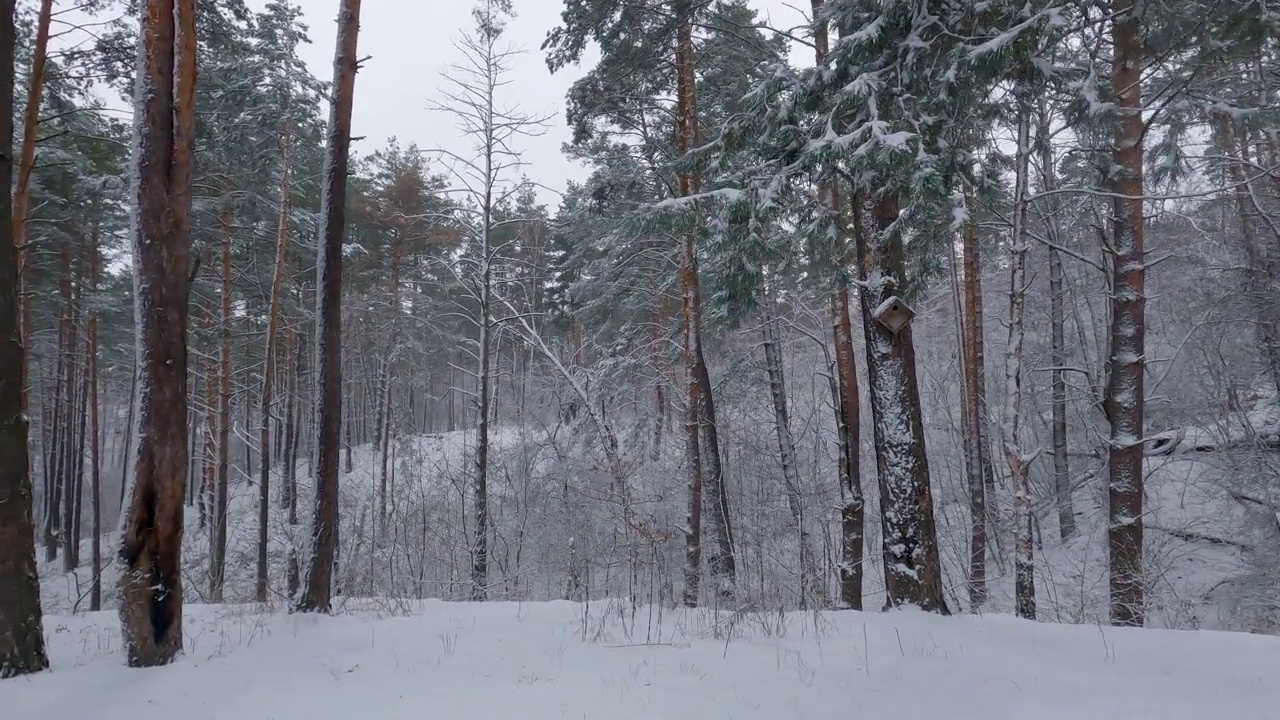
[
  {"left": 809, "top": 0, "right": 861, "bottom": 611},
  {"left": 855, "top": 192, "right": 949, "bottom": 614},
  {"left": 297, "top": 0, "right": 362, "bottom": 614},
  {"left": 959, "top": 197, "right": 988, "bottom": 609},
  {"left": 12, "top": 0, "right": 52, "bottom": 416},
  {"left": 1003, "top": 95, "right": 1035, "bottom": 620},
  {"left": 118, "top": 0, "right": 196, "bottom": 667},
  {"left": 674, "top": 0, "right": 735, "bottom": 603},
  {"left": 681, "top": 301, "right": 703, "bottom": 608},
  {"left": 0, "top": 2, "right": 49, "bottom": 672},
  {"left": 1038, "top": 104, "right": 1076, "bottom": 541},
  {"left": 88, "top": 227, "right": 102, "bottom": 612},
  {"left": 257, "top": 124, "right": 293, "bottom": 603},
  {"left": 1105, "top": 0, "right": 1146, "bottom": 628}
]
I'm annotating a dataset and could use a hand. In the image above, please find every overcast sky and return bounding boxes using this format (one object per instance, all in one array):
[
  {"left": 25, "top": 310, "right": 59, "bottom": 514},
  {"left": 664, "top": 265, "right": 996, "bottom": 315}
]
[{"left": 253, "top": 0, "right": 809, "bottom": 209}]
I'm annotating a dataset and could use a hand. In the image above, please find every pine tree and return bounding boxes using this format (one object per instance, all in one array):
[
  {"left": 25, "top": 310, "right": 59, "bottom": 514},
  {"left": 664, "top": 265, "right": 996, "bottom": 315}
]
[
  {"left": 117, "top": 0, "right": 197, "bottom": 667},
  {"left": 296, "top": 0, "right": 362, "bottom": 614},
  {"left": 0, "top": 0, "right": 49, "bottom": 678}
]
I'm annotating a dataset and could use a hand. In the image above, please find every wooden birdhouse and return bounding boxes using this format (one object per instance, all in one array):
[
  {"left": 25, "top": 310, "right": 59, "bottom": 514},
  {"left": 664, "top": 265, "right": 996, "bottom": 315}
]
[{"left": 872, "top": 295, "right": 914, "bottom": 335}]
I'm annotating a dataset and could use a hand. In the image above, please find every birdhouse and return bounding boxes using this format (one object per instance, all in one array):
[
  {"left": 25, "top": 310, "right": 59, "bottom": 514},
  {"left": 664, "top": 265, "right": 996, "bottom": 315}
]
[{"left": 872, "top": 295, "right": 914, "bottom": 335}]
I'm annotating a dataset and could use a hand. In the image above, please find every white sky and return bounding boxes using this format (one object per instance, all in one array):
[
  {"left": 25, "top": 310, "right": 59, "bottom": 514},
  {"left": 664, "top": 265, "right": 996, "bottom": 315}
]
[{"left": 260, "top": 0, "right": 810, "bottom": 209}]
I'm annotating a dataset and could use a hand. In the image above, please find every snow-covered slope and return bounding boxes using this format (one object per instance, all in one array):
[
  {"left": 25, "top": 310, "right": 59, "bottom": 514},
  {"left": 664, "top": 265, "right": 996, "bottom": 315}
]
[{"left": 5, "top": 600, "right": 1278, "bottom": 719}]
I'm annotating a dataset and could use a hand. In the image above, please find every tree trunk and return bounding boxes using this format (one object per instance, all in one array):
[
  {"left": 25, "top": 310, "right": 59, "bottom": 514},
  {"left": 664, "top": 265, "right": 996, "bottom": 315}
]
[
  {"left": 1038, "top": 103, "right": 1076, "bottom": 541},
  {"left": 296, "top": 0, "right": 362, "bottom": 614},
  {"left": 200, "top": 327, "right": 216, "bottom": 532},
  {"left": 68, "top": 316, "right": 90, "bottom": 573},
  {"left": 211, "top": 205, "right": 232, "bottom": 603},
  {"left": 760, "top": 276, "right": 824, "bottom": 608},
  {"left": 285, "top": 328, "right": 302, "bottom": 597},
  {"left": 88, "top": 222, "right": 103, "bottom": 612},
  {"left": 681, "top": 304, "right": 704, "bottom": 608},
  {"left": 959, "top": 194, "right": 998, "bottom": 607},
  {"left": 120, "top": 365, "right": 136, "bottom": 508},
  {"left": 117, "top": 0, "right": 196, "bottom": 667},
  {"left": 12, "top": 0, "right": 52, "bottom": 416},
  {"left": 0, "top": 0, "right": 49, "bottom": 673},
  {"left": 810, "top": 0, "right": 861, "bottom": 611},
  {"left": 58, "top": 247, "right": 80, "bottom": 572},
  {"left": 472, "top": 229, "right": 491, "bottom": 601},
  {"left": 854, "top": 192, "right": 949, "bottom": 614},
  {"left": 1105, "top": 0, "right": 1146, "bottom": 628},
  {"left": 378, "top": 232, "right": 403, "bottom": 543},
  {"left": 257, "top": 124, "right": 293, "bottom": 603},
  {"left": 674, "top": 0, "right": 735, "bottom": 604},
  {"left": 1003, "top": 94, "right": 1035, "bottom": 620}
]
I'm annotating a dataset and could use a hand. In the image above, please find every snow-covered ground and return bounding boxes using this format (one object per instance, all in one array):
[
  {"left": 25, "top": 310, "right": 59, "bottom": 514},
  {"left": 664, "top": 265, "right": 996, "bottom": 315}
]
[{"left": 4, "top": 600, "right": 1278, "bottom": 719}]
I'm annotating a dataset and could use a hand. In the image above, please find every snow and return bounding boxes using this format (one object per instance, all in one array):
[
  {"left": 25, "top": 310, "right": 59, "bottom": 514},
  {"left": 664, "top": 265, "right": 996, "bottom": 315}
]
[{"left": 4, "top": 600, "right": 1278, "bottom": 719}]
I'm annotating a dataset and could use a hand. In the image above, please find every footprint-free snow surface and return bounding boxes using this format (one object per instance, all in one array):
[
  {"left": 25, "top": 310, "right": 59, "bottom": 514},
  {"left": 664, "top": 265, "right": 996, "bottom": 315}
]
[{"left": 4, "top": 600, "right": 1278, "bottom": 719}]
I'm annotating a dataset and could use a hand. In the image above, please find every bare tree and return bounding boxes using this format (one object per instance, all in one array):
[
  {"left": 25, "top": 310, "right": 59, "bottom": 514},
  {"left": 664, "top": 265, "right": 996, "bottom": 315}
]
[
  {"left": 1037, "top": 101, "right": 1076, "bottom": 541},
  {"left": 0, "top": 0, "right": 49, "bottom": 677},
  {"left": 296, "top": 0, "right": 363, "bottom": 614},
  {"left": 117, "top": 0, "right": 197, "bottom": 667},
  {"left": 429, "top": 0, "right": 551, "bottom": 601}
]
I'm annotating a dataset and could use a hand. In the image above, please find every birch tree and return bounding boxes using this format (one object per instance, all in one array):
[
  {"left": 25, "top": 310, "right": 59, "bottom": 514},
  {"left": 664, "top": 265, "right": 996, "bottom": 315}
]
[{"left": 1003, "top": 86, "right": 1035, "bottom": 620}]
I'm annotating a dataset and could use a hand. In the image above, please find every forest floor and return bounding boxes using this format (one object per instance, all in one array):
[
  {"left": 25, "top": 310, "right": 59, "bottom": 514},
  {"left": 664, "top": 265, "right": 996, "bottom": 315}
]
[{"left": 3, "top": 599, "right": 1278, "bottom": 719}]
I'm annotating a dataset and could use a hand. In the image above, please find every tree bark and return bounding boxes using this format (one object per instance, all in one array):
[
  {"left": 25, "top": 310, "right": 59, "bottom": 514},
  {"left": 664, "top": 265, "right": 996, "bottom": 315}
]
[
  {"left": 0, "top": 0, "right": 49, "bottom": 674},
  {"left": 378, "top": 232, "right": 403, "bottom": 544},
  {"left": 958, "top": 208, "right": 989, "bottom": 609},
  {"left": 760, "top": 275, "right": 824, "bottom": 608},
  {"left": 854, "top": 192, "right": 949, "bottom": 614},
  {"left": 117, "top": 0, "right": 196, "bottom": 667},
  {"left": 1038, "top": 103, "right": 1076, "bottom": 541},
  {"left": 473, "top": 221, "right": 491, "bottom": 602},
  {"left": 296, "top": 0, "right": 362, "bottom": 614},
  {"left": 210, "top": 205, "right": 232, "bottom": 602},
  {"left": 674, "top": 0, "right": 735, "bottom": 604},
  {"left": 811, "top": 0, "right": 862, "bottom": 611},
  {"left": 88, "top": 221, "right": 102, "bottom": 612},
  {"left": 58, "top": 244, "right": 80, "bottom": 572},
  {"left": 257, "top": 124, "right": 293, "bottom": 603},
  {"left": 1105, "top": 0, "right": 1146, "bottom": 628},
  {"left": 1003, "top": 94, "right": 1035, "bottom": 620},
  {"left": 12, "top": 0, "right": 52, "bottom": 415}
]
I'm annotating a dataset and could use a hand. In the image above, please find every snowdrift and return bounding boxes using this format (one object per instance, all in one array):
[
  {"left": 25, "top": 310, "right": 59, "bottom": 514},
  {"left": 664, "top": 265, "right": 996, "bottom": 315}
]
[{"left": 4, "top": 600, "right": 1278, "bottom": 719}]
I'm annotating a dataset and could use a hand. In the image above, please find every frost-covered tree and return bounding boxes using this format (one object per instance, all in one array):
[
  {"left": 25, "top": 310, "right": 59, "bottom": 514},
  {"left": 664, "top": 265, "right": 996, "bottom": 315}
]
[
  {"left": 0, "top": 0, "right": 48, "bottom": 679},
  {"left": 295, "top": 0, "right": 362, "bottom": 615},
  {"left": 427, "top": 0, "right": 551, "bottom": 601},
  {"left": 117, "top": 0, "right": 197, "bottom": 667}
]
